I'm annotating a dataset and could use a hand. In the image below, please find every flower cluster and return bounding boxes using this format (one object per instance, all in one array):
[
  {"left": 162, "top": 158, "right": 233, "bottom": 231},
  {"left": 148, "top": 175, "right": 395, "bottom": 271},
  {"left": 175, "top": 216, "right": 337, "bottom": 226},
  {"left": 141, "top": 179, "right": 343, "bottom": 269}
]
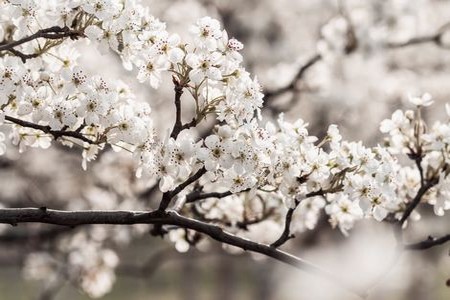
[
  {"left": 166, "top": 114, "right": 403, "bottom": 240},
  {"left": 0, "top": 55, "right": 154, "bottom": 168},
  {"left": 380, "top": 94, "right": 450, "bottom": 217},
  {"left": 74, "top": 1, "right": 263, "bottom": 126}
]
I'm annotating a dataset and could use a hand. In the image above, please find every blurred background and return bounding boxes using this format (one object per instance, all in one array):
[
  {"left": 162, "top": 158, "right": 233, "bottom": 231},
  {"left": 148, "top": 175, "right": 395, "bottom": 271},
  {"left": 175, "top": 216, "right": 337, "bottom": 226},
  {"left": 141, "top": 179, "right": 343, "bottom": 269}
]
[{"left": 1, "top": 0, "right": 450, "bottom": 299}]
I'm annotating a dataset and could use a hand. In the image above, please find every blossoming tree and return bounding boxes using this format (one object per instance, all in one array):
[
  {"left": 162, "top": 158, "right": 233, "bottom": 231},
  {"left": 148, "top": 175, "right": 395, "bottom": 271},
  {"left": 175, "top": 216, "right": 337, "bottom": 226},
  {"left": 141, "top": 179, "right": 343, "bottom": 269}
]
[{"left": 0, "top": 0, "right": 449, "bottom": 298}]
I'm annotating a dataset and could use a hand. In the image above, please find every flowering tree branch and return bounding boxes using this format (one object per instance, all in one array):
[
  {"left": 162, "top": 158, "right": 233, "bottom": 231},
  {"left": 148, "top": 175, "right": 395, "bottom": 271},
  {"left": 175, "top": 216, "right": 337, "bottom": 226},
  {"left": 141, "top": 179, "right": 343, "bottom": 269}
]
[
  {"left": 0, "top": 26, "right": 83, "bottom": 62},
  {"left": 0, "top": 207, "right": 365, "bottom": 297},
  {"left": 2, "top": 48, "right": 40, "bottom": 63},
  {"left": 1, "top": 206, "right": 447, "bottom": 296},
  {"left": 5, "top": 115, "right": 97, "bottom": 144},
  {"left": 1, "top": 1, "right": 450, "bottom": 298},
  {"left": 0, "top": 26, "right": 82, "bottom": 51}
]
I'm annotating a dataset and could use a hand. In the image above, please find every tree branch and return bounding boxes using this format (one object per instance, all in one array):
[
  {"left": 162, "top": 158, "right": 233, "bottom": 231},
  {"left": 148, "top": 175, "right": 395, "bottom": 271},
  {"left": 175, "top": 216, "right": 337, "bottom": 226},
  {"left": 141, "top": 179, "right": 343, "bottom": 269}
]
[
  {"left": 271, "top": 189, "right": 328, "bottom": 248},
  {"left": 0, "top": 26, "right": 83, "bottom": 61},
  {"left": 263, "top": 53, "right": 322, "bottom": 103},
  {"left": 170, "top": 76, "right": 185, "bottom": 139},
  {"left": 404, "top": 234, "right": 450, "bottom": 250},
  {"left": 0, "top": 207, "right": 364, "bottom": 298},
  {"left": 4, "top": 48, "right": 41, "bottom": 63},
  {"left": 5, "top": 115, "right": 97, "bottom": 144},
  {"left": 386, "top": 35, "right": 440, "bottom": 49},
  {"left": 270, "top": 205, "right": 297, "bottom": 248},
  {"left": 180, "top": 117, "right": 199, "bottom": 132},
  {"left": 185, "top": 190, "right": 233, "bottom": 203},
  {"left": 399, "top": 178, "right": 437, "bottom": 226},
  {"left": 158, "top": 167, "right": 207, "bottom": 211},
  {"left": 386, "top": 21, "right": 450, "bottom": 49}
]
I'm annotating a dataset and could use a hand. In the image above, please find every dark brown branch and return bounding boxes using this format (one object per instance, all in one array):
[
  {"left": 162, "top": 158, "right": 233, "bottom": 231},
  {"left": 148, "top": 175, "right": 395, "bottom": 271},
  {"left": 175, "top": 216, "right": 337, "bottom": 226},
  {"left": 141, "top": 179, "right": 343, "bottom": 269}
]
[
  {"left": 271, "top": 205, "right": 296, "bottom": 248},
  {"left": 158, "top": 167, "right": 207, "bottom": 211},
  {"left": 404, "top": 234, "right": 450, "bottom": 250},
  {"left": 185, "top": 190, "right": 233, "bottom": 203},
  {"left": 154, "top": 167, "right": 207, "bottom": 236},
  {"left": 0, "top": 26, "right": 82, "bottom": 58},
  {"left": 5, "top": 115, "right": 96, "bottom": 144},
  {"left": 271, "top": 189, "right": 327, "bottom": 248},
  {"left": 264, "top": 53, "right": 322, "bottom": 103},
  {"left": 412, "top": 151, "right": 425, "bottom": 187},
  {"left": 180, "top": 117, "right": 199, "bottom": 132},
  {"left": 399, "top": 178, "right": 438, "bottom": 226},
  {"left": 0, "top": 207, "right": 364, "bottom": 298},
  {"left": 5, "top": 48, "right": 40, "bottom": 63},
  {"left": 170, "top": 76, "right": 184, "bottom": 139}
]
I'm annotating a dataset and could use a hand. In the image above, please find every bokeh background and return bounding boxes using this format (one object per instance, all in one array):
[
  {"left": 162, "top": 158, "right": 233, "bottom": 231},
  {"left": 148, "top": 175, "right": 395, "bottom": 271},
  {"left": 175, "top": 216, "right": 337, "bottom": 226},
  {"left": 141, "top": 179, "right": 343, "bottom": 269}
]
[{"left": 1, "top": 0, "right": 449, "bottom": 299}]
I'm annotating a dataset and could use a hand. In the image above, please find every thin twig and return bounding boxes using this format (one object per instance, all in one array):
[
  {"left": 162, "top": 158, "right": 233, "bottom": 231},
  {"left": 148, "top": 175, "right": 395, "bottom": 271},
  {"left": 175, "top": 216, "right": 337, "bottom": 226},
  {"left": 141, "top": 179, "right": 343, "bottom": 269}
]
[
  {"left": 170, "top": 76, "right": 185, "bottom": 139},
  {"left": 5, "top": 48, "right": 40, "bottom": 62},
  {"left": 264, "top": 53, "right": 322, "bottom": 103},
  {"left": 180, "top": 117, "right": 198, "bottom": 132},
  {"left": 271, "top": 189, "right": 328, "bottom": 248},
  {"left": 386, "top": 21, "right": 450, "bottom": 49},
  {"left": 404, "top": 234, "right": 450, "bottom": 250},
  {"left": 5, "top": 115, "right": 96, "bottom": 144},
  {"left": 158, "top": 167, "right": 207, "bottom": 211},
  {"left": 399, "top": 179, "right": 437, "bottom": 226},
  {"left": 0, "top": 26, "right": 81, "bottom": 51},
  {"left": 185, "top": 189, "right": 245, "bottom": 204},
  {"left": 0, "top": 26, "right": 83, "bottom": 62}
]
